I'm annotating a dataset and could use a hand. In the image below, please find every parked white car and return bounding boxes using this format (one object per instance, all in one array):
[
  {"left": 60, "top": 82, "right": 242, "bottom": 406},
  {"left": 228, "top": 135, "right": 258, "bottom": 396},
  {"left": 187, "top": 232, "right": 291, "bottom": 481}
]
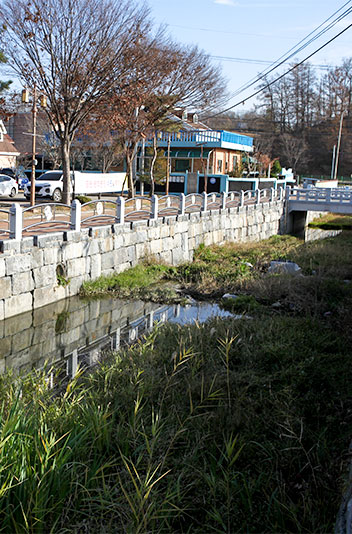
[
  {"left": 0, "top": 174, "right": 18, "bottom": 197},
  {"left": 24, "top": 171, "right": 64, "bottom": 202}
]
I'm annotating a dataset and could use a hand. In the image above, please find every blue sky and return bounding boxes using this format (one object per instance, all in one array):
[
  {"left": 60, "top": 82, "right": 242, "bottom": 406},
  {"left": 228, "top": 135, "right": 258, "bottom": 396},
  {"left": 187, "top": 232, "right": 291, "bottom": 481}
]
[{"left": 147, "top": 0, "right": 352, "bottom": 112}]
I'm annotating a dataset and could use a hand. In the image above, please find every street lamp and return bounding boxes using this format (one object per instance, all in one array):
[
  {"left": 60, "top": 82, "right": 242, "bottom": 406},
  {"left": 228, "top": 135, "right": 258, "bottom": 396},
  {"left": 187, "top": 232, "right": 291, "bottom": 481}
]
[{"left": 21, "top": 86, "right": 47, "bottom": 206}]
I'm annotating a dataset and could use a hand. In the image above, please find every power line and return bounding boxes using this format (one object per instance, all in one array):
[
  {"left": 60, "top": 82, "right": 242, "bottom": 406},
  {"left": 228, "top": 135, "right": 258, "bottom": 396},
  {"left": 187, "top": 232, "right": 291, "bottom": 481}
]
[
  {"left": 227, "top": 2, "right": 352, "bottom": 100},
  {"left": 204, "top": 21, "right": 352, "bottom": 119},
  {"left": 204, "top": 0, "right": 352, "bottom": 113},
  {"left": 210, "top": 55, "right": 333, "bottom": 69},
  {"left": 166, "top": 23, "right": 296, "bottom": 41}
]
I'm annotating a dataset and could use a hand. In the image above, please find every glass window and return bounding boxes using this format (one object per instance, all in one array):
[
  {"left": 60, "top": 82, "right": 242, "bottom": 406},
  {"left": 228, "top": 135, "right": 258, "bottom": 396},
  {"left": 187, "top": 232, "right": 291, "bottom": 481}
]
[
  {"left": 37, "top": 172, "right": 63, "bottom": 181},
  {"left": 217, "top": 160, "right": 222, "bottom": 173}
]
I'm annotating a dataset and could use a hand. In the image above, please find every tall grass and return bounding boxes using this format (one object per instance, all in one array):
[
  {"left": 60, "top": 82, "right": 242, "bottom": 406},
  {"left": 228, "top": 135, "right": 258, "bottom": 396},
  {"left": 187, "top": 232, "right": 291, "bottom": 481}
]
[
  {"left": 0, "top": 311, "right": 350, "bottom": 532},
  {"left": 1, "top": 232, "right": 352, "bottom": 532}
]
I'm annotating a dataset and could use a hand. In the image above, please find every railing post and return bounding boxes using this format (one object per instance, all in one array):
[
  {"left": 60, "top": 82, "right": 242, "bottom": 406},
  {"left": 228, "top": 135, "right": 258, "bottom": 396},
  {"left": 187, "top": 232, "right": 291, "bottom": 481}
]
[
  {"left": 151, "top": 194, "right": 158, "bottom": 220},
  {"left": 280, "top": 185, "right": 291, "bottom": 200},
  {"left": 221, "top": 191, "right": 227, "bottom": 209},
  {"left": 256, "top": 189, "right": 260, "bottom": 205},
  {"left": 202, "top": 192, "right": 207, "bottom": 212},
  {"left": 180, "top": 193, "right": 186, "bottom": 215},
  {"left": 117, "top": 196, "right": 125, "bottom": 224},
  {"left": 240, "top": 190, "right": 244, "bottom": 207},
  {"left": 270, "top": 187, "right": 275, "bottom": 202},
  {"left": 70, "top": 199, "right": 81, "bottom": 231},
  {"left": 326, "top": 188, "right": 331, "bottom": 204},
  {"left": 9, "top": 203, "right": 22, "bottom": 240}
]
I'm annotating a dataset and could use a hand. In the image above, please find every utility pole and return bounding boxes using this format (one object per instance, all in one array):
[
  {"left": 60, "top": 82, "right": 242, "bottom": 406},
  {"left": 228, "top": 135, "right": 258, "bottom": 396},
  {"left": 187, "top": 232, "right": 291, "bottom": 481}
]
[
  {"left": 22, "top": 85, "right": 47, "bottom": 206},
  {"left": 31, "top": 85, "right": 37, "bottom": 207},
  {"left": 330, "top": 145, "right": 336, "bottom": 180},
  {"left": 334, "top": 111, "right": 345, "bottom": 181},
  {"left": 166, "top": 134, "right": 171, "bottom": 195}
]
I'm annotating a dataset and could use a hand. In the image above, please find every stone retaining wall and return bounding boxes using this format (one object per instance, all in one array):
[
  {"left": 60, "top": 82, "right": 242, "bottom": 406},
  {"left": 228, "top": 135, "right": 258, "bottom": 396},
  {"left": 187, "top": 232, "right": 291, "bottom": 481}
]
[{"left": 0, "top": 200, "right": 285, "bottom": 319}]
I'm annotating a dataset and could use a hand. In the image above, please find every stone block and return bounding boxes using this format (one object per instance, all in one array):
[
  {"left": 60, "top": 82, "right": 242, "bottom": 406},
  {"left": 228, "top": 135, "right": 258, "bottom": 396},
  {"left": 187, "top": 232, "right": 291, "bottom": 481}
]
[
  {"left": 66, "top": 257, "right": 87, "bottom": 278},
  {"left": 147, "top": 226, "right": 161, "bottom": 240},
  {"left": 125, "top": 246, "right": 136, "bottom": 263},
  {"left": 33, "top": 265, "right": 56, "bottom": 288},
  {"left": 89, "top": 226, "right": 112, "bottom": 239},
  {"left": 99, "top": 236, "right": 114, "bottom": 253},
  {"left": 162, "top": 237, "right": 174, "bottom": 252},
  {"left": 160, "top": 225, "right": 170, "bottom": 238},
  {"left": 136, "top": 230, "right": 148, "bottom": 243},
  {"left": 135, "top": 242, "right": 148, "bottom": 259},
  {"left": 5, "top": 292, "right": 33, "bottom": 318},
  {"left": 12, "top": 271, "right": 34, "bottom": 295},
  {"left": 63, "top": 230, "right": 84, "bottom": 243},
  {"left": 0, "top": 277, "right": 11, "bottom": 299},
  {"left": 123, "top": 232, "right": 138, "bottom": 246},
  {"left": 34, "top": 233, "right": 64, "bottom": 247},
  {"left": 43, "top": 247, "right": 59, "bottom": 265},
  {"left": 160, "top": 250, "right": 172, "bottom": 264},
  {"left": 113, "top": 234, "right": 124, "bottom": 249},
  {"left": 0, "top": 258, "right": 5, "bottom": 277},
  {"left": 20, "top": 237, "right": 35, "bottom": 252},
  {"left": 115, "top": 261, "right": 131, "bottom": 274},
  {"left": 175, "top": 214, "right": 188, "bottom": 223},
  {"left": 6, "top": 254, "right": 31, "bottom": 275},
  {"left": 131, "top": 220, "right": 147, "bottom": 230},
  {"left": 33, "top": 285, "right": 66, "bottom": 309},
  {"left": 62, "top": 242, "right": 84, "bottom": 261},
  {"left": 66, "top": 275, "right": 86, "bottom": 297},
  {"left": 172, "top": 247, "right": 188, "bottom": 265},
  {"left": 0, "top": 337, "right": 11, "bottom": 358},
  {"left": 30, "top": 248, "right": 44, "bottom": 269},
  {"left": 0, "top": 240, "right": 21, "bottom": 255},
  {"left": 0, "top": 300, "right": 4, "bottom": 321}
]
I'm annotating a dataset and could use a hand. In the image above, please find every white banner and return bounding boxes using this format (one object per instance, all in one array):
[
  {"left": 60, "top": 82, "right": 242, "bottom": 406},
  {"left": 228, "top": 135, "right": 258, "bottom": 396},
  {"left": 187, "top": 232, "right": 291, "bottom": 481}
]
[{"left": 73, "top": 171, "right": 126, "bottom": 194}]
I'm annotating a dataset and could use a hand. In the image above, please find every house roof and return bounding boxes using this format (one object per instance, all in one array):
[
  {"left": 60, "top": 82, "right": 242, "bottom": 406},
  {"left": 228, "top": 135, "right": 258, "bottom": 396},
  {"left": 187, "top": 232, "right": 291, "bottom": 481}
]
[{"left": 0, "top": 132, "right": 20, "bottom": 156}]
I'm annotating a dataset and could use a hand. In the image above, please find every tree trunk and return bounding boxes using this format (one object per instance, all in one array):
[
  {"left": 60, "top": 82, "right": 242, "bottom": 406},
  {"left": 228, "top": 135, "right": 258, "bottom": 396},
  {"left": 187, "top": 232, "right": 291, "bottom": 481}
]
[
  {"left": 150, "top": 133, "right": 157, "bottom": 197},
  {"left": 126, "top": 149, "right": 135, "bottom": 198},
  {"left": 61, "top": 138, "right": 71, "bottom": 205}
]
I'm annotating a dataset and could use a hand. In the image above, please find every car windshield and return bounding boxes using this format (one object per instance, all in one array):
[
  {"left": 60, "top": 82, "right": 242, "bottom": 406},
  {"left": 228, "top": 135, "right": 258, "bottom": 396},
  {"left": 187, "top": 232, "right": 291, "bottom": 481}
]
[{"left": 37, "top": 172, "right": 63, "bottom": 181}]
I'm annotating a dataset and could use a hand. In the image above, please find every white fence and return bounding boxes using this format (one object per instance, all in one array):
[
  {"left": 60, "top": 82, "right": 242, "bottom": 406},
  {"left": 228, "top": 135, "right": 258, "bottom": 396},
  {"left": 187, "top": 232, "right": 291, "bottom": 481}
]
[
  {"left": 3, "top": 188, "right": 284, "bottom": 240},
  {"left": 287, "top": 187, "right": 352, "bottom": 213}
]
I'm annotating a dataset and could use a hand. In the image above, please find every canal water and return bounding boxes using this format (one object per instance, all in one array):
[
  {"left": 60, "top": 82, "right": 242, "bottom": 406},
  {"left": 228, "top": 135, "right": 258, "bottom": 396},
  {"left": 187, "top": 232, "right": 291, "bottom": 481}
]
[{"left": 0, "top": 296, "right": 234, "bottom": 378}]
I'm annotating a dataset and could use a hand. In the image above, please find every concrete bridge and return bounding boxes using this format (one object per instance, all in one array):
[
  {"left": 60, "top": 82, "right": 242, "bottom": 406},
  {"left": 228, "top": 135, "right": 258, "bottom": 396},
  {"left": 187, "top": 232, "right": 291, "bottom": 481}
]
[{"left": 287, "top": 187, "right": 352, "bottom": 214}]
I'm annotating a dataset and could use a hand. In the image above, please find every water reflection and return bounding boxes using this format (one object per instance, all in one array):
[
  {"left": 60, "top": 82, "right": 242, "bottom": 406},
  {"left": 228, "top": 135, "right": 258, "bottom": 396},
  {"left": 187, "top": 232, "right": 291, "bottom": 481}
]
[{"left": 0, "top": 296, "right": 234, "bottom": 380}]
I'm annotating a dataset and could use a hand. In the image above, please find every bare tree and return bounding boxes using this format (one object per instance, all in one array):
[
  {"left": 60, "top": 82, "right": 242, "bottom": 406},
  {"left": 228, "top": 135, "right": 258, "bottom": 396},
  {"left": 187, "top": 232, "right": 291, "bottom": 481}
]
[
  {"left": 1, "top": 0, "right": 152, "bottom": 203},
  {"left": 88, "top": 37, "right": 227, "bottom": 196},
  {"left": 280, "top": 133, "right": 308, "bottom": 174}
]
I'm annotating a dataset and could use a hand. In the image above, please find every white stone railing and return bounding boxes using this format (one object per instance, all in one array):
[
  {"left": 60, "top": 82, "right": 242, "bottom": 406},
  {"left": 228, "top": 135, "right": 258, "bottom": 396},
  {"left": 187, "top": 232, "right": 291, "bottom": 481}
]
[
  {"left": 0, "top": 206, "right": 10, "bottom": 237},
  {"left": 287, "top": 186, "right": 352, "bottom": 204},
  {"left": 4, "top": 188, "right": 284, "bottom": 240},
  {"left": 287, "top": 186, "right": 352, "bottom": 213}
]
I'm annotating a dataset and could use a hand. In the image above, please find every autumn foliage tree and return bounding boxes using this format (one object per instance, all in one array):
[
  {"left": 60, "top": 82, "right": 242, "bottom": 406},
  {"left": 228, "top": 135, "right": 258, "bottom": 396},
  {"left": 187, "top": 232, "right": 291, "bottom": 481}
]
[
  {"left": 0, "top": 0, "right": 154, "bottom": 203},
  {"left": 84, "top": 35, "right": 226, "bottom": 196}
]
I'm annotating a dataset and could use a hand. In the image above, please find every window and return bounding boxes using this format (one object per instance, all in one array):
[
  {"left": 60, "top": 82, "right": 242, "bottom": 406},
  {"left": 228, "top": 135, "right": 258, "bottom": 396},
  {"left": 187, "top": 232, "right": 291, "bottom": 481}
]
[
  {"left": 233, "top": 156, "right": 237, "bottom": 170},
  {"left": 217, "top": 160, "right": 222, "bottom": 173}
]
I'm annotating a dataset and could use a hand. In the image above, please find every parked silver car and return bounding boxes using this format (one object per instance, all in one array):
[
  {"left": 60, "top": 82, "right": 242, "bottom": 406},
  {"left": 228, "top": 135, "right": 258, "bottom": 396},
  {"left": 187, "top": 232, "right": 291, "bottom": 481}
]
[{"left": 0, "top": 174, "right": 18, "bottom": 197}]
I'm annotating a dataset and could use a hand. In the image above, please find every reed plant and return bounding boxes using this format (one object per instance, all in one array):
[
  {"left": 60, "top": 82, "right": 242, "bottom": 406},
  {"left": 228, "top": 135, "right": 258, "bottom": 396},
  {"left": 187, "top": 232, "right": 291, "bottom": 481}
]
[{"left": 1, "top": 232, "right": 352, "bottom": 532}]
